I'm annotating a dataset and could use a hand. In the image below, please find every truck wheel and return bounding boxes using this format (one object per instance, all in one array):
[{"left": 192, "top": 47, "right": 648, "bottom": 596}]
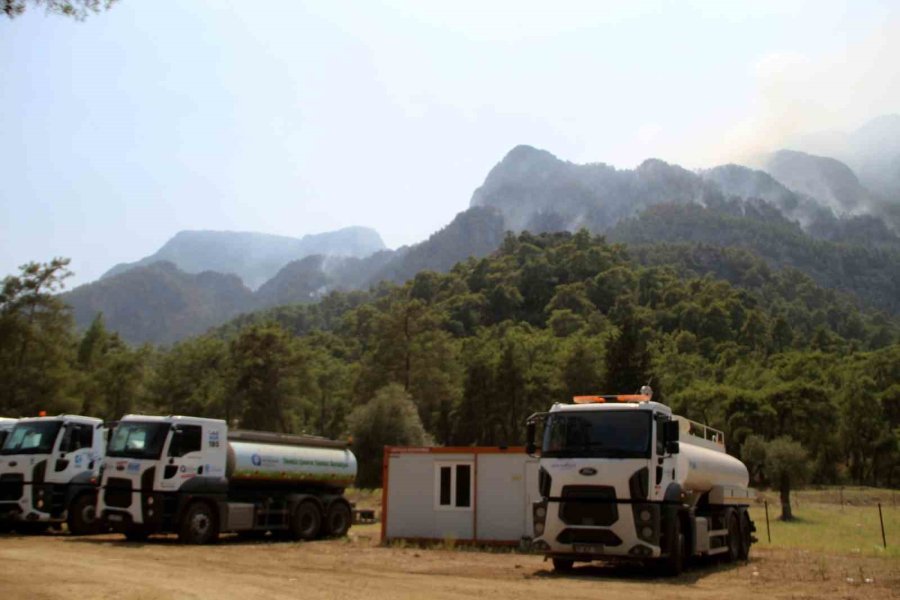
[
  {"left": 738, "top": 511, "right": 751, "bottom": 560},
  {"left": 67, "top": 494, "right": 99, "bottom": 536},
  {"left": 324, "top": 501, "right": 352, "bottom": 538},
  {"left": 17, "top": 522, "right": 50, "bottom": 535},
  {"left": 178, "top": 502, "right": 219, "bottom": 545},
  {"left": 660, "top": 518, "right": 685, "bottom": 576},
  {"left": 290, "top": 501, "right": 322, "bottom": 541},
  {"left": 552, "top": 558, "right": 574, "bottom": 573},
  {"left": 123, "top": 527, "right": 150, "bottom": 542},
  {"left": 725, "top": 510, "right": 741, "bottom": 562}
]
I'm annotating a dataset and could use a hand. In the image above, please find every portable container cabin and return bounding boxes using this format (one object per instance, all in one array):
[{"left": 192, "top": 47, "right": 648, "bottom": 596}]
[{"left": 381, "top": 446, "right": 539, "bottom": 545}]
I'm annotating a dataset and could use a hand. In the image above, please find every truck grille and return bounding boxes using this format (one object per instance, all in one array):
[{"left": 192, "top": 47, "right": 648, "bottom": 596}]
[
  {"left": 559, "top": 485, "right": 618, "bottom": 526},
  {"left": 557, "top": 528, "right": 623, "bottom": 546},
  {"left": 0, "top": 474, "right": 24, "bottom": 502},
  {"left": 104, "top": 477, "right": 132, "bottom": 508}
]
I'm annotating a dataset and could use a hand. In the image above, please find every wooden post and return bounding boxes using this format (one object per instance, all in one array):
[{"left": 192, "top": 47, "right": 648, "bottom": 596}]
[
  {"left": 839, "top": 486, "right": 843, "bottom": 509},
  {"left": 878, "top": 503, "right": 886, "bottom": 549},
  {"left": 764, "top": 500, "right": 771, "bottom": 543}
]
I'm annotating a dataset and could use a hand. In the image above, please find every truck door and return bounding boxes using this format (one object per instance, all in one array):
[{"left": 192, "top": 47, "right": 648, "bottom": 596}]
[
  {"left": 157, "top": 425, "right": 203, "bottom": 491},
  {"left": 46, "top": 422, "right": 96, "bottom": 486},
  {"left": 653, "top": 414, "right": 677, "bottom": 500}
]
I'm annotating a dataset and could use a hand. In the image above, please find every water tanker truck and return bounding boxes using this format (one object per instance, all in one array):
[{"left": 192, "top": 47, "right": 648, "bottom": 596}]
[
  {"left": 98, "top": 415, "right": 358, "bottom": 544},
  {"left": 526, "top": 387, "right": 756, "bottom": 575},
  {"left": 0, "top": 415, "right": 106, "bottom": 534}
]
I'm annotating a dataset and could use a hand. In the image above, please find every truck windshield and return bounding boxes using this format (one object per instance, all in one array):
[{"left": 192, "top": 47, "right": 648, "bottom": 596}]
[
  {"left": 542, "top": 410, "right": 651, "bottom": 459},
  {"left": 107, "top": 422, "right": 170, "bottom": 459},
  {"left": 0, "top": 421, "right": 63, "bottom": 455}
]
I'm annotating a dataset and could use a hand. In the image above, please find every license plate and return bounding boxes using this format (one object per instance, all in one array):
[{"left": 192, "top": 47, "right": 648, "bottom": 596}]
[
  {"left": 107, "top": 514, "right": 123, "bottom": 522},
  {"left": 573, "top": 544, "right": 604, "bottom": 554}
]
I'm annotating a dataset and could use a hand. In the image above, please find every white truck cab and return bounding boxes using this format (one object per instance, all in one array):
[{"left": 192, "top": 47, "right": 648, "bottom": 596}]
[
  {"left": 0, "top": 415, "right": 106, "bottom": 534},
  {"left": 526, "top": 388, "right": 755, "bottom": 575}
]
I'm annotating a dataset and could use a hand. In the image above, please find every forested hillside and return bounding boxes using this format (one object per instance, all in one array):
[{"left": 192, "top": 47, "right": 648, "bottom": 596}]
[
  {"left": 609, "top": 199, "right": 900, "bottom": 314},
  {"left": 7, "top": 232, "right": 898, "bottom": 487}
]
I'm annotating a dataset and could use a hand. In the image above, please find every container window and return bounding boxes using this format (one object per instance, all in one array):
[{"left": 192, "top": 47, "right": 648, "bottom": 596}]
[
  {"left": 439, "top": 466, "right": 452, "bottom": 505},
  {"left": 434, "top": 461, "right": 473, "bottom": 511},
  {"left": 455, "top": 465, "right": 471, "bottom": 508}
]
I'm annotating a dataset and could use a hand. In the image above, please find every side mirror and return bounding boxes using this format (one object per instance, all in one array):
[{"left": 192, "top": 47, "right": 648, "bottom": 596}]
[
  {"left": 525, "top": 422, "right": 537, "bottom": 456},
  {"left": 666, "top": 441, "right": 680, "bottom": 455},
  {"left": 663, "top": 420, "right": 680, "bottom": 443}
]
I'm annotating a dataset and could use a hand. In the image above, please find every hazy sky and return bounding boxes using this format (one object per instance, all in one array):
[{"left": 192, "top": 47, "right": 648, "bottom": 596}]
[{"left": 1, "top": 0, "right": 897, "bottom": 286}]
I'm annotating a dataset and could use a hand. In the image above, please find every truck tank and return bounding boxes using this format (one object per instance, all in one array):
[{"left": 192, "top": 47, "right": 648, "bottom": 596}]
[
  {"left": 674, "top": 441, "right": 749, "bottom": 492},
  {"left": 225, "top": 430, "right": 357, "bottom": 489}
]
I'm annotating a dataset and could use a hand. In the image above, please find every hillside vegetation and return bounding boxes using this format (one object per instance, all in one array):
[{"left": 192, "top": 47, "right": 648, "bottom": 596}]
[{"left": 5, "top": 233, "right": 898, "bottom": 488}]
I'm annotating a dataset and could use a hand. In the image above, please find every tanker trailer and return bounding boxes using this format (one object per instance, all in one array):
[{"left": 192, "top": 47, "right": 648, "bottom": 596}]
[
  {"left": 525, "top": 387, "right": 756, "bottom": 575},
  {"left": 97, "top": 415, "right": 357, "bottom": 544}
]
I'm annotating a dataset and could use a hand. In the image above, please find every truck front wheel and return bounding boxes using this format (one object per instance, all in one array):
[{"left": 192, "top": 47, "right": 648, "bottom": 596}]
[
  {"left": 737, "top": 511, "right": 751, "bottom": 560},
  {"left": 123, "top": 527, "right": 150, "bottom": 542},
  {"left": 725, "top": 510, "right": 741, "bottom": 562},
  {"left": 551, "top": 558, "right": 574, "bottom": 573},
  {"left": 179, "top": 502, "right": 219, "bottom": 545},
  {"left": 660, "top": 518, "right": 685, "bottom": 576},
  {"left": 67, "top": 494, "right": 99, "bottom": 536},
  {"left": 324, "top": 501, "right": 351, "bottom": 538},
  {"left": 290, "top": 501, "right": 322, "bottom": 541}
]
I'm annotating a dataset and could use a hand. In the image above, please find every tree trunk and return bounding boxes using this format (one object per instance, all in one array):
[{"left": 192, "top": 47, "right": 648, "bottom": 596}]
[{"left": 779, "top": 474, "right": 794, "bottom": 521}]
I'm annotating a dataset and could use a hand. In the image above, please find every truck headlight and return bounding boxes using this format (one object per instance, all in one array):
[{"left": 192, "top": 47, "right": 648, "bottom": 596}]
[
  {"left": 639, "top": 510, "right": 650, "bottom": 522},
  {"left": 534, "top": 522, "right": 544, "bottom": 536},
  {"left": 147, "top": 496, "right": 154, "bottom": 506},
  {"left": 36, "top": 500, "right": 44, "bottom": 509},
  {"left": 535, "top": 506, "right": 546, "bottom": 519},
  {"left": 38, "top": 489, "right": 45, "bottom": 498}
]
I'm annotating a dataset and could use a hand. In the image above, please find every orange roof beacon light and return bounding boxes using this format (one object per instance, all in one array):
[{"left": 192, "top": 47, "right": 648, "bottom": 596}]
[
  {"left": 38, "top": 410, "right": 47, "bottom": 417},
  {"left": 572, "top": 385, "right": 654, "bottom": 405}
]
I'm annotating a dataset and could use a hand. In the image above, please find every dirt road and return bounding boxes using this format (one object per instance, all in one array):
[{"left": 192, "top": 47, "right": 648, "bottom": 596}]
[{"left": 1, "top": 524, "right": 897, "bottom": 600}]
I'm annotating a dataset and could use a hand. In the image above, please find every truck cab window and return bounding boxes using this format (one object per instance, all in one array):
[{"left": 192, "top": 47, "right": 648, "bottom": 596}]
[
  {"left": 655, "top": 415, "right": 666, "bottom": 456},
  {"left": 168, "top": 425, "right": 202, "bottom": 458},
  {"left": 63, "top": 424, "right": 94, "bottom": 452}
]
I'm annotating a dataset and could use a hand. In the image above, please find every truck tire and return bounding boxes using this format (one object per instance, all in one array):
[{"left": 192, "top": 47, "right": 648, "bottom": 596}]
[
  {"left": 178, "top": 502, "right": 219, "bottom": 545},
  {"left": 290, "top": 501, "right": 322, "bottom": 541},
  {"left": 725, "top": 510, "right": 741, "bottom": 562},
  {"left": 324, "top": 501, "right": 352, "bottom": 538},
  {"left": 123, "top": 527, "right": 150, "bottom": 542},
  {"left": 551, "top": 558, "right": 574, "bottom": 573},
  {"left": 660, "top": 517, "right": 685, "bottom": 576},
  {"left": 738, "top": 511, "right": 752, "bottom": 560},
  {"left": 67, "top": 494, "right": 99, "bottom": 536},
  {"left": 17, "top": 522, "right": 50, "bottom": 535}
]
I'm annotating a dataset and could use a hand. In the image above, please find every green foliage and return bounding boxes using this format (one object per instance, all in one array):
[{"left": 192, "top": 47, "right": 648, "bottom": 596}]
[
  {"left": 3, "top": 0, "right": 115, "bottom": 19},
  {"left": 765, "top": 436, "right": 811, "bottom": 520},
  {"left": 0, "top": 259, "right": 78, "bottom": 416},
  {"left": 347, "top": 384, "right": 430, "bottom": 487},
  {"left": 228, "top": 324, "right": 311, "bottom": 433},
  {"left": 3, "top": 235, "right": 898, "bottom": 490}
]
